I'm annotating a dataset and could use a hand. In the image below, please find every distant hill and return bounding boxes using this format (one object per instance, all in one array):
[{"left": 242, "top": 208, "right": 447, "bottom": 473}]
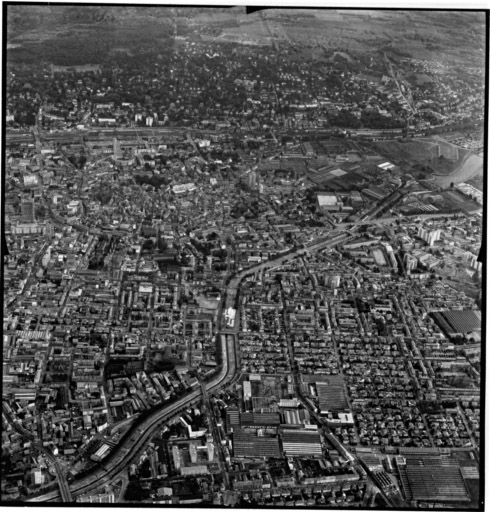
[
  {"left": 7, "top": 5, "right": 174, "bottom": 38},
  {"left": 6, "top": 6, "right": 485, "bottom": 68},
  {"left": 6, "top": 5, "right": 247, "bottom": 41},
  {"left": 6, "top": 5, "right": 177, "bottom": 66}
]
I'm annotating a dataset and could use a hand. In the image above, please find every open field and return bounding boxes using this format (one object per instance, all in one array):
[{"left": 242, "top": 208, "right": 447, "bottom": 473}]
[
  {"left": 374, "top": 140, "right": 446, "bottom": 167},
  {"left": 441, "top": 190, "right": 481, "bottom": 213},
  {"left": 375, "top": 140, "right": 433, "bottom": 166},
  {"left": 373, "top": 138, "right": 475, "bottom": 180}
]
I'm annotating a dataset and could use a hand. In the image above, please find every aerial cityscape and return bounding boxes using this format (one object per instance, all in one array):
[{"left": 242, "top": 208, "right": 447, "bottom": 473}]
[{"left": 1, "top": 4, "right": 484, "bottom": 509}]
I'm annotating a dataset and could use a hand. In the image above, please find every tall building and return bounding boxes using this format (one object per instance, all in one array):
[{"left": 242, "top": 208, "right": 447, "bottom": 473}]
[
  {"left": 473, "top": 260, "right": 482, "bottom": 272},
  {"left": 113, "top": 138, "right": 122, "bottom": 159},
  {"left": 241, "top": 169, "right": 256, "bottom": 190},
  {"left": 21, "top": 200, "right": 35, "bottom": 223},
  {"left": 243, "top": 380, "right": 252, "bottom": 401},
  {"left": 172, "top": 445, "right": 181, "bottom": 470},
  {"left": 427, "top": 229, "right": 441, "bottom": 246},
  {"left": 207, "top": 441, "right": 214, "bottom": 462},
  {"left": 418, "top": 227, "right": 441, "bottom": 246},
  {"left": 41, "top": 246, "right": 51, "bottom": 268},
  {"left": 189, "top": 443, "right": 197, "bottom": 463},
  {"left": 465, "top": 252, "right": 482, "bottom": 272},
  {"left": 404, "top": 253, "right": 418, "bottom": 271}
]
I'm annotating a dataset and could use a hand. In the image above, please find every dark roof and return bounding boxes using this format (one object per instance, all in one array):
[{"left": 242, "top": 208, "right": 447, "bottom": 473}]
[
  {"left": 226, "top": 408, "right": 240, "bottom": 433},
  {"left": 404, "top": 460, "right": 470, "bottom": 502},
  {"left": 432, "top": 310, "right": 481, "bottom": 335},
  {"left": 282, "top": 429, "right": 321, "bottom": 445},
  {"left": 316, "top": 376, "right": 349, "bottom": 411},
  {"left": 241, "top": 412, "right": 281, "bottom": 427}
]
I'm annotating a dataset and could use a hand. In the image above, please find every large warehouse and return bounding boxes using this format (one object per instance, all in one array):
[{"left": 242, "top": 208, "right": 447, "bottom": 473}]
[
  {"left": 431, "top": 309, "right": 481, "bottom": 338},
  {"left": 399, "top": 455, "right": 470, "bottom": 502},
  {"left": 282, "top": 429, "right": 323, "bottom": 457},
  {"left": 232, "top": 429, "right": 281, "bottom": 458},
  {"left": 317, "top": 192, "right": 343, "bottom": 212}
]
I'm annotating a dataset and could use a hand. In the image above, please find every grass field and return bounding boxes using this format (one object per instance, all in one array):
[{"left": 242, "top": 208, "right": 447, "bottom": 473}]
[
  {"left": 441, "top": 190, "right": 481, "bottom": 213},
  {"left": 376, "top": 140, "right": 437, "bottom": 165},
  {"left": 445, "top": 190, "right": 465, "bottom": 203}
]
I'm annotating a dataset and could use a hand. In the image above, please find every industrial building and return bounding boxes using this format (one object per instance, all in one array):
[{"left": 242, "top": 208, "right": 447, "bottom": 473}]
[
  {"left": 282, "top": 429, "right": 322, "bottom": 457},
  {"left": 232, "top": 430, "right": 281, "bottom": 458}
]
